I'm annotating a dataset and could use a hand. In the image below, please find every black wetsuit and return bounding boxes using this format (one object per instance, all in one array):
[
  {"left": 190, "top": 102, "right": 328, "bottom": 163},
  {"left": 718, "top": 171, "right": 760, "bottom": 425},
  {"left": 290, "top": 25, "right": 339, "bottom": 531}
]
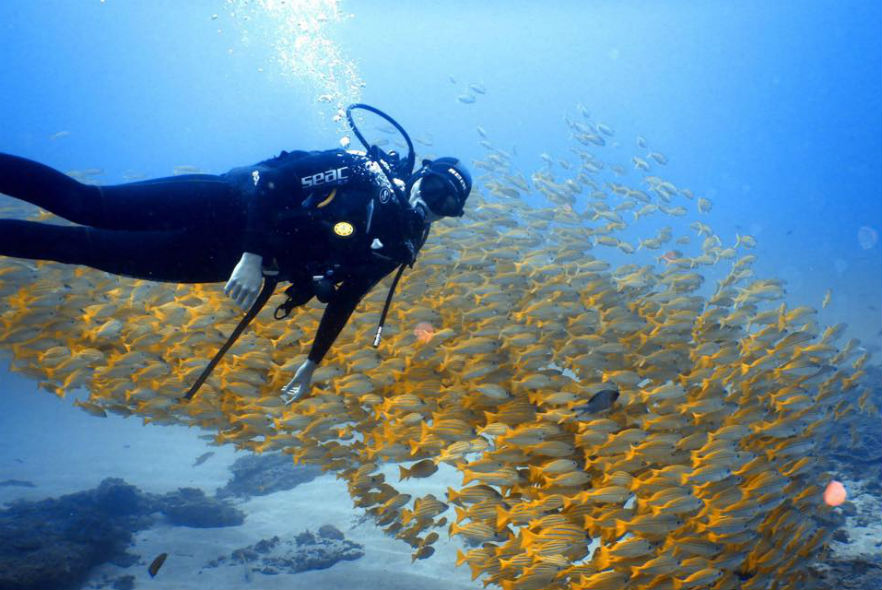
[{"left": 0, "top": 150, "right": 427, "bottom": 364}]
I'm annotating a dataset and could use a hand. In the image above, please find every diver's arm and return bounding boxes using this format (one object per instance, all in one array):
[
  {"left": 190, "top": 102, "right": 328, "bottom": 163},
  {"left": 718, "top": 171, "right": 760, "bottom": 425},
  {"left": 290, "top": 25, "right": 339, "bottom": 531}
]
[
  {"left": 232, "top": 152, "right": 326, "bottom": 308},
  {"left": 280, "top": 265, "right": 393, "bottom": 404},
  {"left": 218, "top": 163, "right": 284, "bottom": 309},
  {"left": 307, "top": 273, "right": 380, "bottom": 365},
  {"left": 243, "top": 182, "right": 281, "bottom": 260},
  {"left": 279, "top": 280, "right": 369, "bottom": 404}
]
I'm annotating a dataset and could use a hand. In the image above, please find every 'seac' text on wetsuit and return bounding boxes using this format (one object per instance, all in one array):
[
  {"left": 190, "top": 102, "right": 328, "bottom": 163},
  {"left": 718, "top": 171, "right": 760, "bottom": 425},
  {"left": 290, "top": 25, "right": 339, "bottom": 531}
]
[{"left": 301, "top": 166, "right": 349, "bottom": 189}]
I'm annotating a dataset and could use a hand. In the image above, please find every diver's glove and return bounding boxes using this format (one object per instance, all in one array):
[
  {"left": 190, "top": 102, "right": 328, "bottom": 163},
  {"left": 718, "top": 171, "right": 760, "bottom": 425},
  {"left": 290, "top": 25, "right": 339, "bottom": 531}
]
[
  {"left": 281, "top": 359, "right": 317, "bottom": 405},
  {"left": 225, "top": 252, "right": 263, "bottom": 309}
]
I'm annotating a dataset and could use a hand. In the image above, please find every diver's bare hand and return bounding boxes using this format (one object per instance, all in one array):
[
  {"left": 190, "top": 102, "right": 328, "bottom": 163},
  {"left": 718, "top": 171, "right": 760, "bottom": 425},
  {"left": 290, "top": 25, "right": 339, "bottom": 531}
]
[{"left": 281, "top": 359, "right": 317, "bottom": 405}]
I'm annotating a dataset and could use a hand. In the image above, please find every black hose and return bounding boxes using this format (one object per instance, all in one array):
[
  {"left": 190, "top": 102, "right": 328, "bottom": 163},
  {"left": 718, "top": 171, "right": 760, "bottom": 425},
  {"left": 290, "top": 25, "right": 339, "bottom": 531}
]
[
  {"left": 182, "top": 275, "right": 279, "bottom": 401},
  {"left": 373, "top": 263, "right": 406, "bottom": 347},
  {"left": 345, "top": 103, "right": 415, "bottom": 180}
]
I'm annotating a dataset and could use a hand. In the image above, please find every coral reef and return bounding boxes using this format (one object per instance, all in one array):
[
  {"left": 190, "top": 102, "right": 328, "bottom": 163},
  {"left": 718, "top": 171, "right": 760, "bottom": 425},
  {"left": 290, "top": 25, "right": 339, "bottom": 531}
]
[
  {"left": 160, "top": 487, "right": 244, "bottom": 528},
  {"left": 204, "top": 525, "right": 364, "bottom": 576},
  {"left": 0, "top": 478, "right": 243, "bottom": 589},
  {"left": 216, "top": 452, "right": 321, "bottom": 499}
]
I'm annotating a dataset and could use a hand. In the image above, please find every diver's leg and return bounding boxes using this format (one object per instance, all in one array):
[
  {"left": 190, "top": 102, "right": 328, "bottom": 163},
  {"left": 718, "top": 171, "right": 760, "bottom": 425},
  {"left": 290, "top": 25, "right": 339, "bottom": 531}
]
[
  {"left": 0, "top": 220, "right": 241, "bottom": 283},
  {"left": 0, "top": 153, "right": 105, "bottom": 226},
  {"left": 0, "top": 153, "right": 244, "bottom": 231},
  {"left": 96, "top": 174, "right": 245, "bottom": 231}
]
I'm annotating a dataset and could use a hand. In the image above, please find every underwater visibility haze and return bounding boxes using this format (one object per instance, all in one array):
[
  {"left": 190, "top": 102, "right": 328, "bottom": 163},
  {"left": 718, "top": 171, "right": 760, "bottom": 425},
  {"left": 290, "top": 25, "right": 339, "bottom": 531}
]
[{"left": 0, "top": 2, "right": 880, "bottom": 589}]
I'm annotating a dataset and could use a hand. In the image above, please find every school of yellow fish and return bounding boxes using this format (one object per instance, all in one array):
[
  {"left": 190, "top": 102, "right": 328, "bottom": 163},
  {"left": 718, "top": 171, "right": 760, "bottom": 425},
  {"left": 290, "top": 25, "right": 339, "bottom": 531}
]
[{"left": 0, "top": 109, "right": 878, "bottom": 590}]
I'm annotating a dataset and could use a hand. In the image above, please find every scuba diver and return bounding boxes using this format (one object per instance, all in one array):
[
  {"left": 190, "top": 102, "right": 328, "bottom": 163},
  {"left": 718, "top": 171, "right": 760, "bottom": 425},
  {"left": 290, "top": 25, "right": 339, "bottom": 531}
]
[{"left": 0, "top": 105, "right": 472, "bottom": 404}]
